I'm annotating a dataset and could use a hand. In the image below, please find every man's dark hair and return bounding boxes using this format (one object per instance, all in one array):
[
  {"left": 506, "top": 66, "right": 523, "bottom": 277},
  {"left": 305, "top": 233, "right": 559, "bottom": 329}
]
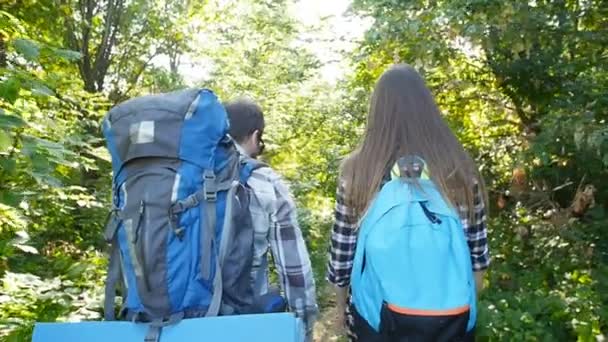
[{"left": 224, "top": 98, "right": 265, "bottom": 143}]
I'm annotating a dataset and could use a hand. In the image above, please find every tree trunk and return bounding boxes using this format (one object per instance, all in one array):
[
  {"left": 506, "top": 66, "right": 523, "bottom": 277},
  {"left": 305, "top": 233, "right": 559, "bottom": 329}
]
[
  {"left": 483, "top": 28, "right": 539, "bottom": 134},
  {"left": 65, "top": 0, "right": 124, "bottom": 93}
]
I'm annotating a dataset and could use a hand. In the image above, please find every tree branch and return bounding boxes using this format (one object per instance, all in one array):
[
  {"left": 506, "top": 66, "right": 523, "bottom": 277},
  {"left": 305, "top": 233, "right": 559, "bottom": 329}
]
[
  {"left": 106, "top": 18, "right": 151, "bottom": 91},
  {"left": 109, "top": 51, "right": 160, "bottom": 103},
  {"left": 0, "top": 33, "right": 6, "bottom": 68}
]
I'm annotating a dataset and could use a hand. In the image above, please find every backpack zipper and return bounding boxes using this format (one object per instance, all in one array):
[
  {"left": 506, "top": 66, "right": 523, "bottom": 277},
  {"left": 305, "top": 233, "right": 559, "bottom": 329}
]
[{"left": 419, "top": 202, "right": 442, "bottom": 224}]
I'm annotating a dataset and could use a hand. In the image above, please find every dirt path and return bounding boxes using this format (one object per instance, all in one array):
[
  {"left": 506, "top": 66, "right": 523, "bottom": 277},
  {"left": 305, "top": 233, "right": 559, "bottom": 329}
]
[{"left": 313, "top": 305, "right": 346, "bottom": 342}]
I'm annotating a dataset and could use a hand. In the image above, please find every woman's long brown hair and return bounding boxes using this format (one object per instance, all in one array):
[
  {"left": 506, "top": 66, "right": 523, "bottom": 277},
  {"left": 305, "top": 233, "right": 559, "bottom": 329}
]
[{"left": 341, "top": 64, "right": 488, "bottom": 223}]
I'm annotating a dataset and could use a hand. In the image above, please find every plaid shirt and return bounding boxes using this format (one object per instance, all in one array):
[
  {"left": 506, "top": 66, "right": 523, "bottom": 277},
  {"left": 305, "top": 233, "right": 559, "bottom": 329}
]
[
  {"left": 327, "top": 175, "right": 490, "bottom": 289},
  {"left": 245, "top": 161, "right": 318, "bottom": 334}
]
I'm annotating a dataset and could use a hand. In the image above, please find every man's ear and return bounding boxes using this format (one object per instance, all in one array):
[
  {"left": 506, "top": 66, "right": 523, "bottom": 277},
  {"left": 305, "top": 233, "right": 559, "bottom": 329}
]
[
  {"left": 240, "top": 131, "right": 259, "bottom": 157},
  {"left": 251, "top": 130, "right": 261, "bottom": 142}
]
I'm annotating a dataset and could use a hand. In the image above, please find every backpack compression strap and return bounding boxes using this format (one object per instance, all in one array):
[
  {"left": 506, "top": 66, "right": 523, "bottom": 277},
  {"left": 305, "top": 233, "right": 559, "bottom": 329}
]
[
  {"left": 168, "top": 169, "right": 232, "bottom": 317},
  {"left": 103, "top": 209, "right": 125, "bottom": 321}
]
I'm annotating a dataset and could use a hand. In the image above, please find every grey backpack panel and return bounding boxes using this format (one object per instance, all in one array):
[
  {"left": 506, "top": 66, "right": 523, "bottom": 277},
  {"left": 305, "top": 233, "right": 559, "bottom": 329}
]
[
  {"left": 105, "top": 88, "right": 199, "bottom": 167},
  {"left": 120, "top": 158, "right": 185, "bottom": 317},
  {"left": 220, "top": 182, "right": 255, "bottom": 313}
]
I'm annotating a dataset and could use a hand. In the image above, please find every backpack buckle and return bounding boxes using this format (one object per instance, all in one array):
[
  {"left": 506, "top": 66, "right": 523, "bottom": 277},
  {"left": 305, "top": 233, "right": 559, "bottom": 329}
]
[{"left": 203, "top": 170, "right": 217, "bottom": 202}]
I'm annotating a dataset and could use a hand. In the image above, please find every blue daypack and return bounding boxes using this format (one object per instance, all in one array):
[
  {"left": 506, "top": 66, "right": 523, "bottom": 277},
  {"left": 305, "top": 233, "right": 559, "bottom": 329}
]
[
  {"left": 101, "top": 89, "right": 283, "bottom": 341},
  {"left": 351, "top": 156, "right": 477, "bottom": 340}
]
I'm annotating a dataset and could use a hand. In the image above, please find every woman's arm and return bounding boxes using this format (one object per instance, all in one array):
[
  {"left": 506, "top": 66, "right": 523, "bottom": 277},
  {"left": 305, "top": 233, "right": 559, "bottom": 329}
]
[
  {"left": 467, "top": 182, "right": 490, "bottom": 294},
  {"left": 327, "top": 182, "right": 359, "bottom": 285},
  {"left": 335, "top": 285, "right": 349, "bottom": 312},
  {"left": 327, "top": 182, "right": 359, "bottom": 324}
]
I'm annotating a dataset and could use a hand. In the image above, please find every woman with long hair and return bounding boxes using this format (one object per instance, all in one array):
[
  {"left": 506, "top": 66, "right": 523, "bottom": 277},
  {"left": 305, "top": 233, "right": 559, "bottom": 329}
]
[{"left": 327, "top": 64, "right": 490, "bottom": 341}]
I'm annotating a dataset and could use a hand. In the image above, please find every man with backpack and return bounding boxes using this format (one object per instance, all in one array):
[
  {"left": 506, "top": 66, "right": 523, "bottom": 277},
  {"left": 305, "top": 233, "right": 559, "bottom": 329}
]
[
  {"left": 224, "top": 98, "right": 318, "bottom": 339},
  {"left": 101, "top": 89, "right": 316, "bottom": 342}
]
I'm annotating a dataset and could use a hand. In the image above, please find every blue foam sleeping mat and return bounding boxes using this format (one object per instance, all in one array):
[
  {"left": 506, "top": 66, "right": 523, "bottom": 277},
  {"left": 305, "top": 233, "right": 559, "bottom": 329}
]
[{"left": 32, "top": 312, "right": 304, "bottom": 342}]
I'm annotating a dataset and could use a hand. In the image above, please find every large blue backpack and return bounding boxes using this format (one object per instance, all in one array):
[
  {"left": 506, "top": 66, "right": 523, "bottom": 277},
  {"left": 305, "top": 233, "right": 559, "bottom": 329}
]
[
  {"left": 350, "top": 156, "right": 476, "bottom": 340},
  {"left": 101, "top": 89, "right": 274, "bottom": 341}
]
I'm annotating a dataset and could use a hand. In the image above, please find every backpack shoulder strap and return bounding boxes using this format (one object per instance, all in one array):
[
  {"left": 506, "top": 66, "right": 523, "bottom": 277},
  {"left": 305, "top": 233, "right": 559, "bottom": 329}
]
[{"left": 239, "top": 157, "right": 268, "bottom": 183}]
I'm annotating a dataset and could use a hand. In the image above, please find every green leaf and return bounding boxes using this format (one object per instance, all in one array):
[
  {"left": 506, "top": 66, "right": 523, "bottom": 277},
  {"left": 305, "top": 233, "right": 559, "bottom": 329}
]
[
  {"left": 0, "top": 78, "right": 21, "bottom": 104},
  {"left": 0, "top": 10, "right": 19, "bottom": 22},
  {"left": 0, "top": 112, "right": 27, "bottom": 129},
  {"left": 14, "top": 230, "right": 30, "bottom": 242},
  {"left": 65, "top": 262, "right": 88, "bottom": 278},
  {"left": 31, "top": 172, "right": 62, "bottom": 187},
  {"left": 0, "top": 129, "right": 12, "bottom": 152},
  {"left": 0, "top": 189, "right": 22, "bottom": 208},
  {"left": 13, "top": 244, "right": 39, "bottom": 254},
  {"left": 51, "top": 48, "right": 82, "bottom": 61},
  {"left": 90, "top": 146, "right": 112, "bottom": 163},
  {"left": 21, "top": 136, "right": 38, "bottom": 157},
  {"left": 13, "top": 38, "right": 40, "bottom": 61},
  {"left": 0, "top": 158, "right": 17, "bottom": 175},
  {"left": 31, "top": 82, "right": 54, "bottom": 97},
  {"left": 31, "top": 152, "right": 51, "bottom": 172}
]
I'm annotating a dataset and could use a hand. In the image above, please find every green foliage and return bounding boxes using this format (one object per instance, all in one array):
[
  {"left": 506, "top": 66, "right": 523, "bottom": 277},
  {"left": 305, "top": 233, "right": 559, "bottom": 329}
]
[
  {"left": 0, "top": 10, "right": 110, "bottom": 339},
  {"left": 0, "top": 250, "right": 106, "bottom": 340},
  {"left": 1, "top": 0, "right": 607, "bottom": 340},
  {"left": 478, "top": 214, "right": 607, "bottom": 341}
]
